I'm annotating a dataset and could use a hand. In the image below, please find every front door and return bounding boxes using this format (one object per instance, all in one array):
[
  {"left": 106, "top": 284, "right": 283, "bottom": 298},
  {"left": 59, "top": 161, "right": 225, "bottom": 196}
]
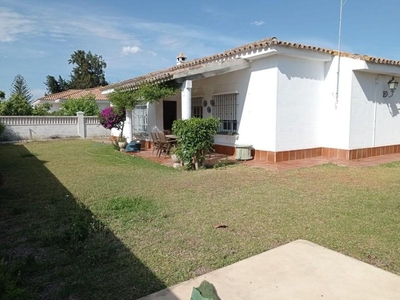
[{"left": 163, "top": 101, "right": 177, "bottom": 131}]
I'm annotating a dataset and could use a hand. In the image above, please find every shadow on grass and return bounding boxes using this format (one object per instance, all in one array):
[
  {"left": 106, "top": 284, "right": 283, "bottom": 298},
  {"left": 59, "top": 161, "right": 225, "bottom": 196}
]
[{"left": 0, "top": 144, "right": 176, "bottom": 300}]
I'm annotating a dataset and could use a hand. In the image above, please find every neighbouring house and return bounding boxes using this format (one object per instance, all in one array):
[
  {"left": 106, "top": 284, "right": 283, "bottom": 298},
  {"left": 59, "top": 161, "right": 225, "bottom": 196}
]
[
  {"left": 102, "top": 36, "right": 400, "bottom": 162},
  {"left": 32, "top": 87, "right": 111, "bottom": 113}
]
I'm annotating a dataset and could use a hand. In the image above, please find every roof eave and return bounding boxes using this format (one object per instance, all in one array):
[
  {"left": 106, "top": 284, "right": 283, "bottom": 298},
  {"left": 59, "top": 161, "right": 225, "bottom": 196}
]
[{"left": 173, "top": 58, "right": 250, "bottom": 82}]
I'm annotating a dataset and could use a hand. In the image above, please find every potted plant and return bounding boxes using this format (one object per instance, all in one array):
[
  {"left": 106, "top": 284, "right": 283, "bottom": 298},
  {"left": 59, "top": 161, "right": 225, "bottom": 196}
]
[
  {"left": 98, "top": 107, "right": 126, "bottom": 150},
  {"left": 117, "top": 136, "right": 127, "bottom": 149},
  {"left": 170, "top": 145, "right": 181, "bottom": 163}
]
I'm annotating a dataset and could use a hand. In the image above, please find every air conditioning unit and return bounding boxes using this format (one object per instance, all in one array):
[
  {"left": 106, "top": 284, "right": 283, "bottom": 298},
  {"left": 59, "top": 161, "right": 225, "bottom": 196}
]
[{"left": 235, "top": 144, "right": 252, "bottom": 160}]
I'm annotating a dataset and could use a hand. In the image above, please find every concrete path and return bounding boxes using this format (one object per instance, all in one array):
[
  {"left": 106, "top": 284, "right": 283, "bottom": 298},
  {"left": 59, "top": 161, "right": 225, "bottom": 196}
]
[{"left": 139, "top": 240, "right": 400, "bottom": 300}]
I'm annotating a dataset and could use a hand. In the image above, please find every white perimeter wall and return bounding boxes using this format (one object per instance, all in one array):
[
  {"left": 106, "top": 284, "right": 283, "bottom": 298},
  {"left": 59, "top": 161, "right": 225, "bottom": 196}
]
[{"left": 0, "top": 116, "right": 110, "bottom": 141}]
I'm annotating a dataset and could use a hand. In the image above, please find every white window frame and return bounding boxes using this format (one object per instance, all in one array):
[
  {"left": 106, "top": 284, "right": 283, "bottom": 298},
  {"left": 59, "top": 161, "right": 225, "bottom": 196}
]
[
  {"left": 132, "top": 104, "right": 148, "bottom": 135},
  {"left": 212, "top": 93, "right": 238, "bottom": 133},
  {"left": 191, "top": 97, "right": 203, "bottom": 118}
]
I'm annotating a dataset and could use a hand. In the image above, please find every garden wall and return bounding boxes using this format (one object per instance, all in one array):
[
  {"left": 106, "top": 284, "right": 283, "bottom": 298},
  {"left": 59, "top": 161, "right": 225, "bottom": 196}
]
[{"left": 0, "top": 112, "right": 110, "bottom": 141}]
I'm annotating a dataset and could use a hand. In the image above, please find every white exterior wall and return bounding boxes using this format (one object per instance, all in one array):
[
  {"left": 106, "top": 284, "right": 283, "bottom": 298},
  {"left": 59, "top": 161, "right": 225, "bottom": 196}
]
[
  {"left": 349, "top": 72, "right": 400, "bottom": 148},
  {"left": 275, "top": 56, "right": 325, "bottom": 151},
  {"left": 317, "top": 56, "right": 358, "bottom": 150},
  {"left": 184, "top": 56, "right": 278, "bottom": 151},
  {"left": 238, "top": 57, "right": 278, "bottom": 151},
  {"left": 141, "top": 49, "right": 400, "bottom": 152}
]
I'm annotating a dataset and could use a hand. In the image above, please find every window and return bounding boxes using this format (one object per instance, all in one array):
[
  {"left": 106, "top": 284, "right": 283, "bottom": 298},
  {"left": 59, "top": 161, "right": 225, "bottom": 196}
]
[
  {"left": 133, "top": 105, "right": 148, "bottom": 134},
  {"left": 212, "top": 93, "right": 237, "bottom": 133},
  {"left": 191, "top": 97, "right": 203, "bottom": 118}
]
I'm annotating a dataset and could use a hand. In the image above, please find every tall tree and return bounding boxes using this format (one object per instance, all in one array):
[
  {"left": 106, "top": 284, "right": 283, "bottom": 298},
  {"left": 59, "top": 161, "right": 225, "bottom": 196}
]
[
  {"left": 44, "top": 75, "right": 69, "bottom": 95},
  {"left": 10, "top": 74, "right": 32, "bottom": 102},
  {"left": 0, "top": 90, "right": 5, "bottom": 100},
  {"left": 68, "top": 50, "right": 108, "bottom": 89}
]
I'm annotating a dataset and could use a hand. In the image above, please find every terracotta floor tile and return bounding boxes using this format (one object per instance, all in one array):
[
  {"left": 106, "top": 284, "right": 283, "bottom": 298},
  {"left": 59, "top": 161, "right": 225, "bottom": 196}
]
[{"left": 131, "top": 149, "right": 400, "bottom": 172}]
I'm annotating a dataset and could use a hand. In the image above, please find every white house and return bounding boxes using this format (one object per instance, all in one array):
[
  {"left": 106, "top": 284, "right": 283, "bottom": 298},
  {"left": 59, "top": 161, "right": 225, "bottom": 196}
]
[
  {"left": 103, "top": 37, "right": 400, "bottom": 162},
  {"left": 32, "top": 87, "right": 111, "bottom": 113}
]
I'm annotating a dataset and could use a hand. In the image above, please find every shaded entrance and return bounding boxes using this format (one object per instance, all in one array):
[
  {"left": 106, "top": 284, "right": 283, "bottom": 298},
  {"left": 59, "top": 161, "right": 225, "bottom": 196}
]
[{"left": 163, "top": 101, "right": 177, "bottom": 131}]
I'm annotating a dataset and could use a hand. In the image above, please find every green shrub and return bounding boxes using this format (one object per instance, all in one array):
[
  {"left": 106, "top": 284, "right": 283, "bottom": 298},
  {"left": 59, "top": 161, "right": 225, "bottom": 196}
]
[
  {"left": 172, "top": 117, "right": 220, "bottom": 170},
  {"left": 32, "top": 103, "right": 52, "bottom": 116},
  {"left": 58, "top": 94, "right": 99, "bottom": 116}
]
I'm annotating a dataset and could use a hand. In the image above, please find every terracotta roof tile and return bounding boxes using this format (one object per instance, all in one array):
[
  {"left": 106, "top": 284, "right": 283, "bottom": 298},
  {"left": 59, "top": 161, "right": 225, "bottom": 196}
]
[
  {"left": 37, "top": 87, "right": 109, "bottom": 101},
  {"left": 104, "top": 37, "right": 400, "bottom": 91}
]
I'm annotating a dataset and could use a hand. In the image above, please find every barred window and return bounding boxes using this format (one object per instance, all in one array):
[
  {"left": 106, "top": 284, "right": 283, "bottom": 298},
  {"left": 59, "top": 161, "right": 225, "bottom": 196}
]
[
  {"left": 212, "top": 93, "right": 237, "bottom": 133},
  {"left": 191, "top": 97, "right": 203, "bottom": 118},
  {"left": 133, "top": 105, "right": 148, "bottom": 134}
]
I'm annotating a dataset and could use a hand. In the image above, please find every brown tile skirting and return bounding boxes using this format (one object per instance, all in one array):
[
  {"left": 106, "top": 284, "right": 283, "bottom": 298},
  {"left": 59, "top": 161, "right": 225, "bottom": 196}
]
[{"left": 213, "top": 144, "right": 400, "bottom": 162}]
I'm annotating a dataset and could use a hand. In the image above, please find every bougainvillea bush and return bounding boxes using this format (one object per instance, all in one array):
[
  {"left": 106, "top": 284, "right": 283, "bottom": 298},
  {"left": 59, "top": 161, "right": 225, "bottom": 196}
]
[
  {"left": 99, "top": 107, "right": 126, "bottom": 145},
  {"left": 99, "top": 107, "right": 125, "bottom": 130}
]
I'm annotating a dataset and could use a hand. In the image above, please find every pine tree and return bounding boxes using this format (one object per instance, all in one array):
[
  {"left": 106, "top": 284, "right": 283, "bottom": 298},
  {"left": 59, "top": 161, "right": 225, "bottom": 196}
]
[{"left": 10, "top": 74, "right": 33, "bottom": 102}]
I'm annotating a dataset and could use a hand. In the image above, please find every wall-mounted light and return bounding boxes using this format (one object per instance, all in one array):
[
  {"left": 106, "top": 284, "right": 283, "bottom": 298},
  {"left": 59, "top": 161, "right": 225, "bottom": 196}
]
[{"left": 383, "top": 76, "right": 399, "bottom": 98}]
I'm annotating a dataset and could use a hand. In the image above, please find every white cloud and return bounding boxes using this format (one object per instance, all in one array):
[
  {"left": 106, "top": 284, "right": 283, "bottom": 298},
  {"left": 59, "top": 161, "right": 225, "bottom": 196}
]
[
  {"left": 0, "top": 8, "right": 35, "bottom": 42},
  {"left": 251, "top": 21, "right": 265, "bottom": 26},
  {"left": 121, "top": 46, "right": 141, "bottom": 55}
]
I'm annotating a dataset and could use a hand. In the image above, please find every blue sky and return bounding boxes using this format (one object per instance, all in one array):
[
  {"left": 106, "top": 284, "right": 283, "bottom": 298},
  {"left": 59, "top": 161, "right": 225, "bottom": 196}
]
[{"left": 1, "top": 0, "right": 399, "bottom": 100}]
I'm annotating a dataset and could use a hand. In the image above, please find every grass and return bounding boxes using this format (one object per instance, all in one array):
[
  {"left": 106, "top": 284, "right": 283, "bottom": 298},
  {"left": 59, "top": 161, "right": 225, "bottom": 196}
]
[{"left": 1, "top": 139, "right": 400, "bottom": 299}]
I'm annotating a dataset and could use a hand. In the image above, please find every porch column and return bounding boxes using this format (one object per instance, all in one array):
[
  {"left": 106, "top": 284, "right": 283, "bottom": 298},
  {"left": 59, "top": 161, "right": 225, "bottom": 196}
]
[
  {"left": 124, "top": 108, "right": 132, "bottom": 143},
  {"left": 181, "top": 80, "right": 192, "bottom": 120}
]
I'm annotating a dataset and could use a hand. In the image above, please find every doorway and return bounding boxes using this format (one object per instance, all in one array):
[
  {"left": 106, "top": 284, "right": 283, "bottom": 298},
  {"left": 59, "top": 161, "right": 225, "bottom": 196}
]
[{"left": 163, "top": 101, "right": 177, "bottom": 131}]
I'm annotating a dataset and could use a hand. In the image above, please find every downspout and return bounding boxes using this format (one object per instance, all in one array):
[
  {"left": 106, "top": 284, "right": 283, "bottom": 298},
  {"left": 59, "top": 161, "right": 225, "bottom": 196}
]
[{"left": 372, "top": 75, "right": 379, "bottom": 147}]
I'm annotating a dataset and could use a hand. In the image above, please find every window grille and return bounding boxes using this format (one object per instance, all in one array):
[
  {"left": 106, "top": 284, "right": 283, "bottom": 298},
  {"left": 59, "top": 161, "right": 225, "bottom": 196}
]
[
  {"left": 191, "top": 97, "right": 203, "bottom": 118},
  {"left": 212, "top": 93, "right": 237, "bottom": 133},
  {"left": 132, "top": 105, "right": 148, "bottom": 134}
]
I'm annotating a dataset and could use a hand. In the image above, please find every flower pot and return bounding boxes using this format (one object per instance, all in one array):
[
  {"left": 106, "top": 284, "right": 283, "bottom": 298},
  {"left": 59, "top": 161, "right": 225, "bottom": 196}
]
[
  {"left": 171, "top": 154, "right": 180, "bottom": 163},
  {"left": 118, "top": 141, "right": 127, "bottom": 149}
]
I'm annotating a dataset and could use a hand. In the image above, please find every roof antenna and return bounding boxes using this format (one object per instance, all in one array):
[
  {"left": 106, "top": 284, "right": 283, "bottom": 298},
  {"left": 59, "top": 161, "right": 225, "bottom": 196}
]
[{"left": 336, "top": 0, "right": 347, "bottom": 108}]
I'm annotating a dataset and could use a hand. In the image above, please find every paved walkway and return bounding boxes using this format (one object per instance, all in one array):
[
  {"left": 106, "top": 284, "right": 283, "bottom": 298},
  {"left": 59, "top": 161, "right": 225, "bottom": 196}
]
[
  {"left": 139, "top": 240, "right": 400, "bottom": 300},
  {"left": 129, "top": 148, "right": 400, "bottom": 171}
]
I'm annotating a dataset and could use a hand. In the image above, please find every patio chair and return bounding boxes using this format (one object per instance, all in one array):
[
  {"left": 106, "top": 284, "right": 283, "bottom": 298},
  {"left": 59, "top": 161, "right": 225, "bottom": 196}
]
[
  {"left": 150, "top": 131, "right": 161, "bottom": 156},
  {"left": 157, "top": 131, "right": 176, "bottom": 158}
]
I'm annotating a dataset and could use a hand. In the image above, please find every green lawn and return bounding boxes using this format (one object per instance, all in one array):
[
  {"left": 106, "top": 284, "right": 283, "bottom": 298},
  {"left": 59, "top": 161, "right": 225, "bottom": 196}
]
[{"left": 1, "top": 140, "right": 400, "bottom": 299}]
